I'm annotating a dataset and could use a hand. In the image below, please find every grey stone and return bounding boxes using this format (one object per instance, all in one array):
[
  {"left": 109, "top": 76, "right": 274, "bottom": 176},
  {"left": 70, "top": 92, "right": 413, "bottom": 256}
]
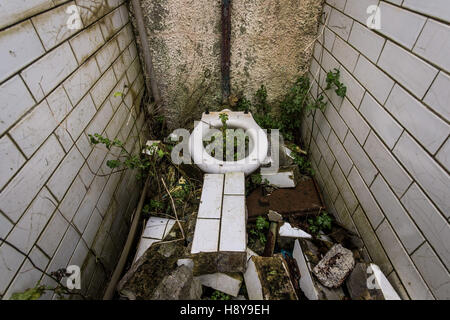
[
  {"left": 152, "top": 265, "right": 202, "bottom": 300},
  {"left": 268, "top": 210, "right": 283, "bottom": 222},
  {"left": 313, "top": 244, "right": 355, "bottom": 288}
]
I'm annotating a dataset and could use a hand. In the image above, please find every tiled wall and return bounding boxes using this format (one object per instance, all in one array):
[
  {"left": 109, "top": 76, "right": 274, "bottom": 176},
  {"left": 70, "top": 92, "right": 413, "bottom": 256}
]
[
  {"left": 304, "top": 0, "right": 450, "bottom": 299},
  {"left": 0, "top": 1, "right": 147, "bottom": 299}
]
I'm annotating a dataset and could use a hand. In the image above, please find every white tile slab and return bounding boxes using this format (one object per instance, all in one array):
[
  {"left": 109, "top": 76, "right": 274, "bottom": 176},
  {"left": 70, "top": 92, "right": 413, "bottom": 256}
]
[
  {"left": 293, "top": 240, "right": 319, "bottom": 300},
  {"left": 369, "top": 263, "right": 401, "bottom": 300},
  {"left": 261, "top": 171, "right": 296, "bottom": 188},
  {"left": 196, "top": 273, "right": 242, "bottom": 297},
  {"left": 224, "top": 172, "right": 245, "bottom": 195},
  {"left": 164, "top": 219, "right": 176, "bottom": 238},
  {"left": 219, "top": 195, "right": 246, "bottom": 252},
  {"left": 134, "top": 238, "right": 159, "bottom": 262},
  {"left": 244, "top": 257, "right": 264, "bottom": 300},
  {"left": 197, "top": 174, "right": 224, "bottom": 219},
  {"left": 191, "top": 218, "right": 220, "bottom": 254},
  {"left": 142, "top": 217, "right": 169, "bottom": 240},
  {"left": 279, "top": 223, "right": 312, "bottom": 239}
]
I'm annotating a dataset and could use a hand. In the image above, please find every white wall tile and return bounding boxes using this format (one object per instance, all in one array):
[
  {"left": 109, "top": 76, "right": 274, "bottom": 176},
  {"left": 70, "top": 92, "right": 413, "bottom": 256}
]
[
  {"left": 328, "top": 8, "right": 354, "bottom": 40},
  {"left": 376, "top": 220, "right": 434, "bottom": 300},
  {"left": 344, "top": 132, "right": 378, "bottom": 185},
  {"left": 0, "top": 20, "right": 45, "bottom": 83},
  {"left": 403, "top": 0, "right": 450, "bottom": 23},
  {"left": 424, "top": 72, "right": 450, "bottom": 122},
  {"left": 47, "top": 146, "right": 84, "bottom": 201},
  {"left": 436, "top": 138, "right": 450, "bottom": 172},
  {"left": 9, "top": 100, "right": 58, "bottom": 158},
  {"left": 32, "top": 1, "right": 80, "bottom": 51},
  {"left": 21, "top": 42, "right": 78, "bottom": 101},
  {"left": 0, "top": 135, "right": 64, "bottom": 222},
  {"left": 37, "top": 210, "right": 69, "bottom": 257},
  {"left": 378, "top": 41, "right": 438, "bottom": 99},
  {"left": 353, "top": 55, "right": 394, "bottom": 104},
  {"left": 344, "top": 0, "right": 379, "bottom": 25},
  {"left": 0, "top": 0, "right": 53, "bottom": 29},
  {"left": 63, "top": 56, "right": 101, "bottom": 106},
  {"left": 370, "top": 175, "right": 424, "bottom": 253},
  {"left": 378, "top": 2, "right": 426, "bottom": 49},
  {"left": 360, "top": 92, "right": 403, "bottom": 149},
  {"left": 413, "top": 19, "right": 450, "bottom": 73},
  {"left": 339, "top": 98, "right": 370, "bottom": 144},
  {"left": 385, "top": 85, "right": 449, "bottom": 153},
  {"left": 394, "top": 133, "right": 450, "bottom": 216},
  {"left": 69, "top": 22, "right": 105, "bottom": 64},
  {"left": 364, "top": 131, "right": 412, "bottom": 197},
  {"left": 66, "top": 93, "right": 97, "bottom": 140},
  {"left": 0, "top": 135, "right": 26, "bottom": 191},
  {"left": 411, "top": 242, "right": 450, "bottom": 299},
  {"left": 348, "top": 21, "right": 385, "bottom": 63},
  {"left": 401, "top": 184, "right": 450, "bottom": 269},
  {"left": 332, "top": 36, "right": 359, "bottom": 71},
  {"left": 0, "top": 76, "right": 36, "bottom": 136},
  {"left": 348, "top": 167, "right": 384, "bottom": 227},
  {"left": 6, "top": 188, "right": 57, "bottom": 254}
]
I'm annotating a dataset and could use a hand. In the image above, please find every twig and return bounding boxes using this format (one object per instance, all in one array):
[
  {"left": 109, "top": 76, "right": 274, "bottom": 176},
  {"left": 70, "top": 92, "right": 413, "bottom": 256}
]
[{"left": 161, "top": 178, "right": 185, "bottom": 240}]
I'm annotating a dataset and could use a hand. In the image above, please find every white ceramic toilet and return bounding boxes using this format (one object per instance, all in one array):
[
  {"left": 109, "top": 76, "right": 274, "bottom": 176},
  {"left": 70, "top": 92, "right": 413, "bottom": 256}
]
[{"left": 189, "top": 109, "right": 269, "bottom": 175}]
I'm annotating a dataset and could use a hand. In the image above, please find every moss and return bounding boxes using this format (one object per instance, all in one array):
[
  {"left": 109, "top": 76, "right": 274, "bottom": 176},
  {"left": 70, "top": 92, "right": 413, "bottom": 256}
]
[{"left": 253, "top": 256, "right": 297, "bottom": 300}]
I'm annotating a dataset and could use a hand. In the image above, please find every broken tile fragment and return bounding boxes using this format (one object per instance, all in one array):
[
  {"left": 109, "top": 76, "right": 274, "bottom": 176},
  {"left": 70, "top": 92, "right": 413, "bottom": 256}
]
[
  {"left": 195, "top": 273, "right": 242, "bottom": 297},
  {"left": 279, "top": 222, "right": 312, "bottom": 239}
]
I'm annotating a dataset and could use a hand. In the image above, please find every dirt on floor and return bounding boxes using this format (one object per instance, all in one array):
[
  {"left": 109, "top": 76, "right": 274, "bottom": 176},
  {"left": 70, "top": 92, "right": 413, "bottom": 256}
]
[{"left": 247, "top": 176, "right": 324, "bottom": 220}]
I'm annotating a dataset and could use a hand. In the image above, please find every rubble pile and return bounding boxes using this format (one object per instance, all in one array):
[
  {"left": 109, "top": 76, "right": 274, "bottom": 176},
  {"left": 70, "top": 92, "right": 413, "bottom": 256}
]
[{"left": 114, "top": 142, "right": 400, "bottom": 300}]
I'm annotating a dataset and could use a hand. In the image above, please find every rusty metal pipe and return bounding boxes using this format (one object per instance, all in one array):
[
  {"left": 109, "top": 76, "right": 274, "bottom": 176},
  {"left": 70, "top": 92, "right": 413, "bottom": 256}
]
[
  {"left": 221, "top": 0, "right": 231, "bottom": 103},
  {"left": 130, "top": 0, "right": 161, "bottom": 107}
]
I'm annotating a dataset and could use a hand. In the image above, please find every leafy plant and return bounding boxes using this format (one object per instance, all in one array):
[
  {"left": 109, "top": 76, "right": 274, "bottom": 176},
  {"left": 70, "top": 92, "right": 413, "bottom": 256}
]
[
  {"left": 326, "top": 68, "right": 347, "bottom": 98},
  {"left": 308, "top": 211, "right": 333, "bottom": 235},
  {"left": 211, "top": 290, "right": 231, "bottom": 300},
  {"left": 10, "top": 282, "right": 47, "bottom": 300},
  {"left": 290, "top": 147, "right": 315, "bottom": 176},
  {"left": 245, "top": 173, "right": 270, "bottom": 195},
  {"left": 249, "top": 216, "right": 270, "bottom": 245},
  {"left": 143, "top": 199, "right": 165, "bottom": 215},
  {"left": 88, "top": 134, "right": 165, "bottom": 179}
]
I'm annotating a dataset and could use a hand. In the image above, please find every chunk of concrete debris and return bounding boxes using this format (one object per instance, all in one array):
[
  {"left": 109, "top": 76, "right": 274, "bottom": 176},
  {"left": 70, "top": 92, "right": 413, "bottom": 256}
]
[
  {"left": 346, "top": 262, "right": 400, "bottom": 300},
  {"left": 244, "top": 255, "right": 298, "bottom": 300},
  {"left": 293, "top": 240, "right": 347, "bottom": 300},
  {"left": 177, "top": 258, "right": 194, "bottom": 270},
  {"left": 261, "top": 169, "right": 296, "bottom": 188},
  {"left": 267, "top": 210, "right": 283, "bottom": 222},
  {"left": 279, "top": 222, "right": 312, "bottom": 239},
  {"left": 118, "top": 241, "right": 185, "bottom": 300},
  {"left": 152, "top": 265, "right": 202, "bottom": 300},
  {"left": 195, "top": 273, "right": 242, "bottom": 297},
  {"left": 313, "top": 244, "right": 355, "bottom": 288}
]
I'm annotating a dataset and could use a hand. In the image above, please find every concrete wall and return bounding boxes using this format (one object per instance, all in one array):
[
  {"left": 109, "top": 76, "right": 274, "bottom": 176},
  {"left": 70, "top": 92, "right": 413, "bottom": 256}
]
[
  {"left": 137, "top": 0, "right": 323, "bottom": 129},
  {"left": 0, "top": 0, "right": 147, "bottom": 299},
  {"left": 304, "top": 0, "right": 450, "bottom": 299}
]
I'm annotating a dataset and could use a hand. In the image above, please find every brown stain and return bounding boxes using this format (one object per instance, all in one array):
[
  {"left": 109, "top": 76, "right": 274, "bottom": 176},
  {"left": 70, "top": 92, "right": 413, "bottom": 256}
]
[{"left": 247, "top": 177, "right": 324, "bottom": 220}]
